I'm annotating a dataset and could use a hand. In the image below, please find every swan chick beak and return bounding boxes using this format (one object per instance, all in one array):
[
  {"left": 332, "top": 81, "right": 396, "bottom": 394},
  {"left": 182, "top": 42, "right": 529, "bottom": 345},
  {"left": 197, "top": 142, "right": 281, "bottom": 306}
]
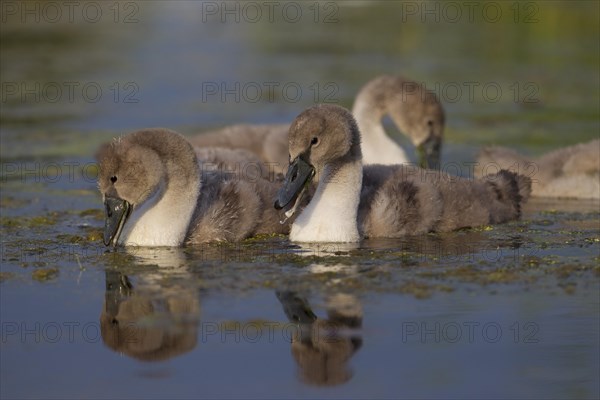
[
  {"left": 418, "top": 135, "right": 441, "bottom": 170},
  {"left": 103, "top": 197, "right": 131, "bottom": 247},
  {"left": 274, "top": 156, "right": 315, "bottom": 212}
]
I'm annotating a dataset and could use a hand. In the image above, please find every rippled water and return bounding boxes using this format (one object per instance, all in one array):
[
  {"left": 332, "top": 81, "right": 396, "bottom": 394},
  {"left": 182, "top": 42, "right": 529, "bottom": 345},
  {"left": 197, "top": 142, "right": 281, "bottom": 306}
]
[{"left": 1, "top": 2, "right": 599, "bottom": 399}]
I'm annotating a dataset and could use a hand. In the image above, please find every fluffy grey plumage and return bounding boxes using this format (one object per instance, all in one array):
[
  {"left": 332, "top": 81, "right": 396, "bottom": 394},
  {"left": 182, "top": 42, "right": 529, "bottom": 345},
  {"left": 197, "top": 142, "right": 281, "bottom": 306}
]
[
  {"left": 96, "top": 128, "right": 290, "bottom": 246},
  {"left": 188, "top": 75, "right": 445, "bottom": 169},
  {"left": 476, "top": 140, "right": 599, "bottom": 199},
  {"left": 360, "top": 165, "right": 531, "bottom": 238},
  {"left": 278, "top": 104, "right": 531, "bottom": 242},
  {"left": 190, "top": 123, "right": 290, "bottom": 174}
]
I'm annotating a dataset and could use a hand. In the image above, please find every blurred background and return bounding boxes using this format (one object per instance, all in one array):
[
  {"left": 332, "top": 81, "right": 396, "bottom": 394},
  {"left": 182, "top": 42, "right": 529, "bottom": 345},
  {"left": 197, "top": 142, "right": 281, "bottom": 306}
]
[{"left": 1, "top": 1, "right": 598, "bottom": 162}]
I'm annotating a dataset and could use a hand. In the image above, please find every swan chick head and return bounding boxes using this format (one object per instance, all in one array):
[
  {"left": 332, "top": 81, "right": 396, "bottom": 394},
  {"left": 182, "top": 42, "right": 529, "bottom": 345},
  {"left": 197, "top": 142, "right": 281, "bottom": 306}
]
[
  {"left": 288, "top": 104, "right": 361, "bottom": 172},
  {"left": 357, "top": 75, "right": 445, "bottom": 168},
  {"left": 96, "top": 128, "right": 196, "bottom": 246},
  {"left": 275, "top": 104, "right": 361, "bottom": 212}
]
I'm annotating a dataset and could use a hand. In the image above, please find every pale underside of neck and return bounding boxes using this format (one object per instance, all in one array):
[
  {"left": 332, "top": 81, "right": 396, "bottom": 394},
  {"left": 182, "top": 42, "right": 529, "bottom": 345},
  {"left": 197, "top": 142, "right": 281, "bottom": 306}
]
[
  {"left": 352, "top": 99, "right": 410, "bottom": 166},
  {"left": 290, "top": 160, "right": 363, "bottom": 243},
  {"left": 120, "top": 179, "right": 200, "bottom": 247}
]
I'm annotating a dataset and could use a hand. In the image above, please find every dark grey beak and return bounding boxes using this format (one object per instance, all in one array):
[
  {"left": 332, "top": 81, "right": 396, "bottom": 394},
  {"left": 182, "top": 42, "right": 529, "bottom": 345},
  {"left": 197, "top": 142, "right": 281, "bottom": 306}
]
[
  {"left": 274, "top": 157, "right": 315, "bottom": 210},
  {"left": 417, "top": 136, "right": 441, "bottom": 170},
  {"left": 276, "top": 290, "right": 317, "bottom": 345},
  {"left": 276, "top": 291, "right": 317, "bottom": 325},
  {"left": 103, "top": 197, "right": 131, "bottom": 247},
  {"left": 104, "top": 270, "right": 133, "bottom": 317}
]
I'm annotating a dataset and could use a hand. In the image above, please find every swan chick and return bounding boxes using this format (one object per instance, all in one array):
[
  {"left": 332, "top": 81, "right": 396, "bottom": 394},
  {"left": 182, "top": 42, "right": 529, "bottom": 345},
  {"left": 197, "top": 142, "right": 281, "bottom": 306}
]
[
  {"left": 189, "top": 75, "right": 445, "bottom": 169},
  {"left": 476, "top": 140, "right": 599, "bottom": 199},
  {"left": 96, "top": 128, "right": 289, "bottom": 247},
  {"left": 275, "top": 105, "right": 531, "bottom": 243}
]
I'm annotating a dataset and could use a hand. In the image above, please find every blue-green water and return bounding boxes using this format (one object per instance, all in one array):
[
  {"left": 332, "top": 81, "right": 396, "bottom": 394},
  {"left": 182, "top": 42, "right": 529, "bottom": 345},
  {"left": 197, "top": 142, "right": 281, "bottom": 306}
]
[{"left": 1, "top": 2, "right": 599, "bottom": 399}]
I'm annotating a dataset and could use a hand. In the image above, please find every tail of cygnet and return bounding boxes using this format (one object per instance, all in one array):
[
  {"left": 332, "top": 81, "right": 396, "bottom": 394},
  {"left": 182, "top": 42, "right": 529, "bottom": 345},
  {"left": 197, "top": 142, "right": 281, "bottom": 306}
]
[{"left": 483, "top": 169, "right": 532, "bottom": 223}]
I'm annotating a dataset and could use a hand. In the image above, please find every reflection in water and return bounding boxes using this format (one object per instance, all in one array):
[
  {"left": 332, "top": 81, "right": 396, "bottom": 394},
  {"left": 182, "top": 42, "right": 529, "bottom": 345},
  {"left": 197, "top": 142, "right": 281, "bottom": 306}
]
[
  {"left": 277, "top": 291, "right": 363, "bottom": 386},
  {"left": 291, "top": 242, "right": 360, "bottom": 257},
  {"left": 361, "top": 227, "right": 534, "bottom": 268},
  {"left": 100, "top": 270, "right": 200, "bottom": 362},
  {"left": 283, "top": 227, "right": 531, "bottom": 268}
]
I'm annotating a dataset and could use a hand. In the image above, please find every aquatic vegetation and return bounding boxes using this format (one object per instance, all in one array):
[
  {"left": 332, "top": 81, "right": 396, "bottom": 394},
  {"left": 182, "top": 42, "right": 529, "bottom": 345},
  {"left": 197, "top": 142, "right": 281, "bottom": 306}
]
[{"left": 31, "top": 267, "right": 59, "bottom": 282}]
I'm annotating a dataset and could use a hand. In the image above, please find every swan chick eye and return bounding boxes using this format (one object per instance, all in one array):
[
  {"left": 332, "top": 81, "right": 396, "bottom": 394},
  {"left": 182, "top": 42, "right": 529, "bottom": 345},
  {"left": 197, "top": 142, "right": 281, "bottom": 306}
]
[
  {"left": 311, "top": 137, "right": 319, "bottom": 145},
  {"left": 110, "top": 176, "right": 118, "bottom": 183}
]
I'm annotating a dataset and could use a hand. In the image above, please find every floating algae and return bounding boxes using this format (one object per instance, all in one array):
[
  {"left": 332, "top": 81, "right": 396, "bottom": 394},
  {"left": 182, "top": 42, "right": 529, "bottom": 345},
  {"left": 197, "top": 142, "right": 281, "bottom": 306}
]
[{"left": 31, "top": 268, "right": 59, "bottom": 282}]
